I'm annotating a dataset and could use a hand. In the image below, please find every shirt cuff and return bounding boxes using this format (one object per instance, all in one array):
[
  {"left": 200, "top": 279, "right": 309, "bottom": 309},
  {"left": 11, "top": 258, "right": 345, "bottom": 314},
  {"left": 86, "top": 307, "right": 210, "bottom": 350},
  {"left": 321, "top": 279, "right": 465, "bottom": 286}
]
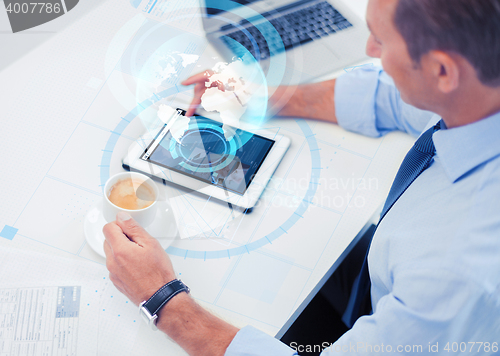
[
  {"left": 335, "top": 66, "right": 384, "bottom": 138},
  {"left": 225, "top": 326, "right": 298, "bottom": 356}
]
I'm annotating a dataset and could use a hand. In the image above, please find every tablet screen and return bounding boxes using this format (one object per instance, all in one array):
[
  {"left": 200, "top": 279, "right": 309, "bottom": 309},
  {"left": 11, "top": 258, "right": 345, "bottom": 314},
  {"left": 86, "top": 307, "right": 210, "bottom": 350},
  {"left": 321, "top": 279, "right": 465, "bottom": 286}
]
[{"left": 144, "top": 116, "right": 274, "bottom": 195}]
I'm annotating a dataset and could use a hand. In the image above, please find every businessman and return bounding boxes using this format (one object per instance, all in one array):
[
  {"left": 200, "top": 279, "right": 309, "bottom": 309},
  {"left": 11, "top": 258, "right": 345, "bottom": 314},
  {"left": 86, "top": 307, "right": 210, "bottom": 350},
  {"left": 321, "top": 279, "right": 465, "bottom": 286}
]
[{"left": 103, "top": 0, "right": 500, "bottom": 354}]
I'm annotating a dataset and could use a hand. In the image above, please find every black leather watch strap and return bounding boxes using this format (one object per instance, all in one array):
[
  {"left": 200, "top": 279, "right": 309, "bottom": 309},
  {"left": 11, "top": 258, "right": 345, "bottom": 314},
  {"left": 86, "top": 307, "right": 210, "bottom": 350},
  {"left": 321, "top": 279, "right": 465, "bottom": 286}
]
[{"left": 143, "top": 279, "right": 190, "bottom": 317}]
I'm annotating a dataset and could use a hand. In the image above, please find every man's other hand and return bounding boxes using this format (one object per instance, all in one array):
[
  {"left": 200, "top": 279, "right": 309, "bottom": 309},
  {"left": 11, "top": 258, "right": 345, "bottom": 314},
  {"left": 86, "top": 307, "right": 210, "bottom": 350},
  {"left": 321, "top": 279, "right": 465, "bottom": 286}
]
[
  {"left": 103, "top": 212, "right": 176, "bottom": 306},
  {"left": 181, "top": 70, "right": 217, "bottom": 117},
  {"left": 183, "top": 69, "right": 338, "bottom": 123}
]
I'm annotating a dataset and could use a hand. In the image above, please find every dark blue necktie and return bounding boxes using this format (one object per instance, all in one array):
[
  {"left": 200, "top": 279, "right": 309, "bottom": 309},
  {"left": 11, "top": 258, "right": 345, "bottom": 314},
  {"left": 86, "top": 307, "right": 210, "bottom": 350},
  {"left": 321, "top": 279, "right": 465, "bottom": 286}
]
[{"left": 342, "top": 120, "right": 443, "bottom": 328}]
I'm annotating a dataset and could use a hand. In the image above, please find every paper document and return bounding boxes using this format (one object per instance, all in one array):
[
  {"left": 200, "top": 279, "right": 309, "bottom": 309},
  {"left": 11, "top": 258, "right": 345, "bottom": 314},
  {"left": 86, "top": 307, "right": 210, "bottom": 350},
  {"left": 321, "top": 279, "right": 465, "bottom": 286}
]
[
  {"left": 0, "top": 244, "right": 189, "bottom": 355},
  {"left": 0, "top": 246, "right": 105, "bottom": 356},
  {"left": 0, "top": 286, "right": 81, "bottom": 356},
  {"left": 131, "top": 0, "right": 201, "bottom": 28}
]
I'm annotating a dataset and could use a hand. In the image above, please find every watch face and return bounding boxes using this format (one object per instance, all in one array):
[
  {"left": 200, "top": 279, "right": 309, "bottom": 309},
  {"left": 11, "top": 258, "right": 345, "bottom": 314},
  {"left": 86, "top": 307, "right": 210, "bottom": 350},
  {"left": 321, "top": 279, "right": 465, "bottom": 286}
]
[
  {"left": 151, "top": 314, "right": 159, "bottom": 331},
  {"left": 139, "top": 302, "right": 158, "bottom": 330}
]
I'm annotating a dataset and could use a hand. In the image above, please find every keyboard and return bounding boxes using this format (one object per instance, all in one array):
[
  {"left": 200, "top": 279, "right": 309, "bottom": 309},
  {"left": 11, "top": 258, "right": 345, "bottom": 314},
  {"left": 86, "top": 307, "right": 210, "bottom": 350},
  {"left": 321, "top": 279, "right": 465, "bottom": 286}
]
[{"left": 221, "top": 1, "right": 352, "bottom": 61}]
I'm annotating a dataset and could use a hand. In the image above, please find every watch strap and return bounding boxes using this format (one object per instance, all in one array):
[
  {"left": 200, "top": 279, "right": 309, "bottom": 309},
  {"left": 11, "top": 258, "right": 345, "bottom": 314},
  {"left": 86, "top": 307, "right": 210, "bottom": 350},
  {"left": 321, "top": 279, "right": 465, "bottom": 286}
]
[{"left": 143, "top": 279, "right": 190, "bottom": 317}]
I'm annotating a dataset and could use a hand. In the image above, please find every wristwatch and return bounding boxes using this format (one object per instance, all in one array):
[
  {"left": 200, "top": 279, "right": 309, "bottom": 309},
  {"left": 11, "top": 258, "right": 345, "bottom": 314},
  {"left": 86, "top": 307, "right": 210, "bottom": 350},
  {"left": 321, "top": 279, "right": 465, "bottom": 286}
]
[{"left": 139, "top": 279, "right": 190, "bottom": 330}]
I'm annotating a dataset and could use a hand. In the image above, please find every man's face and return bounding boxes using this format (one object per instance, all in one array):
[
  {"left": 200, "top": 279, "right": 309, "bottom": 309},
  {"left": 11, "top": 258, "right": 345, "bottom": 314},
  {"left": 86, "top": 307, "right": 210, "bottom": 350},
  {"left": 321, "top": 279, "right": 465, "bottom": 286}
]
[{"left": 365, "top": 0, "right": 435, "bottom": 110}]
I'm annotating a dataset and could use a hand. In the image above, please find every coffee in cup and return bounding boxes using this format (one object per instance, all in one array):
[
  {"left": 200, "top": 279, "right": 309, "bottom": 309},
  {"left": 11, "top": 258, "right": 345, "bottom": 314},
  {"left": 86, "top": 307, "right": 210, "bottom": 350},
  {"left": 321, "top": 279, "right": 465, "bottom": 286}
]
[
  {"left": 107, "top": 178, "right": 155, "bottom": 210},
  {"left": 102, "top": 172, "right": 159, "bottom": 227}
]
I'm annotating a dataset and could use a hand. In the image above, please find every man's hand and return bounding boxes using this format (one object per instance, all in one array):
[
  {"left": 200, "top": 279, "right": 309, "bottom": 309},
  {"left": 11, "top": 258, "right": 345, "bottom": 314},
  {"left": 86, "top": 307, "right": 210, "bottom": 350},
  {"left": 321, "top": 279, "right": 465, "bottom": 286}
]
[
  {"left": 103, "top": 212, "right": 239, "bottom": 356},
  {"left": 183, "top": 70, "right": 339, "bottom": 123},
  {"left": 103, "top": 212, "right": 176, "bottom": 305},
  {"left": 181, "top": 70, "right": 218, "bottom": 117}
]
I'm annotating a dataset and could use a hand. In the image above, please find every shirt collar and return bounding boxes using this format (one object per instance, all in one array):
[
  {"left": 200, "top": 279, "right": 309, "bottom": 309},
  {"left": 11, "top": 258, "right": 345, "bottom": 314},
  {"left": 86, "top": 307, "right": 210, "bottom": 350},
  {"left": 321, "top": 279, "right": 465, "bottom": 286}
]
[{"left": 433, "top": 111, "right": 500, "bottom": 183}]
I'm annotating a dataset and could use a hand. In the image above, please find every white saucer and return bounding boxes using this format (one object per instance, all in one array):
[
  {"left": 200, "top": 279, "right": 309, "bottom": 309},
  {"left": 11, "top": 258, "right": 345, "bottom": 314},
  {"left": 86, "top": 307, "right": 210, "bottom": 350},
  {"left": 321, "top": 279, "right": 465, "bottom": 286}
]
[{"left": 84, "top": 199, "right": 179, "bottom": 258}]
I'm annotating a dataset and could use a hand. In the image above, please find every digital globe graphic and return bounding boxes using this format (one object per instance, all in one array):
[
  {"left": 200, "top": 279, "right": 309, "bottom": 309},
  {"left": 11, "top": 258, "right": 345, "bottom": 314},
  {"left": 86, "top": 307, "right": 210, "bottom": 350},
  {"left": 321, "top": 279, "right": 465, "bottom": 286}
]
[
  {"left": 141, "top": 44, "right": 269, "bottom": 138},
  {"left": 98, "top": 1, "right": 321, "bottom": 259}
]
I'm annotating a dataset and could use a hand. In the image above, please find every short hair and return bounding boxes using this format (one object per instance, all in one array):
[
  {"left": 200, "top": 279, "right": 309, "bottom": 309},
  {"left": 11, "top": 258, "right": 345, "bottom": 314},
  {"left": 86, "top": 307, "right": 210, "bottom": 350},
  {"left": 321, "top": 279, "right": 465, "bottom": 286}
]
[{"left": 394, "top": 0, "right": 500, "bottom": 87}]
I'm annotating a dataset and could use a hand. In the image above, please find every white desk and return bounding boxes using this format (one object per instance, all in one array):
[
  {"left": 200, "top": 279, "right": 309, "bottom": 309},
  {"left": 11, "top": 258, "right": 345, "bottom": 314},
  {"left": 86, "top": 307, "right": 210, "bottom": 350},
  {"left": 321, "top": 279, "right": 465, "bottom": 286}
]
[{"left": 0, "top": 1, "right": 414, "bottom": 354}]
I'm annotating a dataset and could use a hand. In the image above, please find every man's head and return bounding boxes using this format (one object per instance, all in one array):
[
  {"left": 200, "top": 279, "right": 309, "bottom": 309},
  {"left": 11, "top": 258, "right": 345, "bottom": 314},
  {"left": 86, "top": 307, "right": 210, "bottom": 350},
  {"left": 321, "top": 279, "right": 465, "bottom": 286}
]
[
  {"left": 394, "top": 0, "right": 500, "bottom": 88},
  {"left": 365, "top": 0, "right": 500, "bottom": 125}
]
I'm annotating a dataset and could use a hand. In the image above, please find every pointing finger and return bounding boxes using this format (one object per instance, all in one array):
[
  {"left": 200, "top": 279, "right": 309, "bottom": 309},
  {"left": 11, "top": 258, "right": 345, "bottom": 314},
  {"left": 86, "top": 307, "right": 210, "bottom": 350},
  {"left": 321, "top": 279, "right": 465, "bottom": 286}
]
[{"left": 181, "top": 70, "right": 213, "bottom": 86}]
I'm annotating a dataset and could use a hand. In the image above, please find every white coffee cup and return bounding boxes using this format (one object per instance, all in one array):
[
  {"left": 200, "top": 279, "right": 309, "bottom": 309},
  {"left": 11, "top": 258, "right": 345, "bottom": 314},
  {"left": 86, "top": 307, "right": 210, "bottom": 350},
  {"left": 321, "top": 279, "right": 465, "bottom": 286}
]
[{"left": 103, "top": 172, "right": 159, "bottom": 227}]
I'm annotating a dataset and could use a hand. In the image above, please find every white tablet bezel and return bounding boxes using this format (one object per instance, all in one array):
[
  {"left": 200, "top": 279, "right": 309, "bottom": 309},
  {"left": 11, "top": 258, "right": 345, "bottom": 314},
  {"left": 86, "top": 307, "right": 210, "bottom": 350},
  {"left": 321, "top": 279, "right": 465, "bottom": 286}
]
[{"left": 123, "top": 110, "right": 290, "bottom": 210}]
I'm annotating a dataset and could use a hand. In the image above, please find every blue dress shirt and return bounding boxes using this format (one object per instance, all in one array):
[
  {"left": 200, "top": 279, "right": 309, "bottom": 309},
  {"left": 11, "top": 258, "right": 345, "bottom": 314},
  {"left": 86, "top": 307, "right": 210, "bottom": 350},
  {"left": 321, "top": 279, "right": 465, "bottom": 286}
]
[{"left": 225, "top": 66, "right": 500, "bottom": 355}]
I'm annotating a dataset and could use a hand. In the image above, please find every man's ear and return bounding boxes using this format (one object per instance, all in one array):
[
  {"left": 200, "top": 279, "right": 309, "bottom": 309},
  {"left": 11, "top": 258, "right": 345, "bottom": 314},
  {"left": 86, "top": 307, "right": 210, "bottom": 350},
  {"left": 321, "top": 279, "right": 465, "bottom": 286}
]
[{"left": 427, "top": 50, "right": 460, "bottom": 94}]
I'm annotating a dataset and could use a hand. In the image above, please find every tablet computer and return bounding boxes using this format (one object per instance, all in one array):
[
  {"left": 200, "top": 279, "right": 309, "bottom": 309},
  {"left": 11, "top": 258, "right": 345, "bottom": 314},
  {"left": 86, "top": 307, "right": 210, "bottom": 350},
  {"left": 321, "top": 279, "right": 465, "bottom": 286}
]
[{"left": 123, "top": 108, "right": 290, "bottom": 211}]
